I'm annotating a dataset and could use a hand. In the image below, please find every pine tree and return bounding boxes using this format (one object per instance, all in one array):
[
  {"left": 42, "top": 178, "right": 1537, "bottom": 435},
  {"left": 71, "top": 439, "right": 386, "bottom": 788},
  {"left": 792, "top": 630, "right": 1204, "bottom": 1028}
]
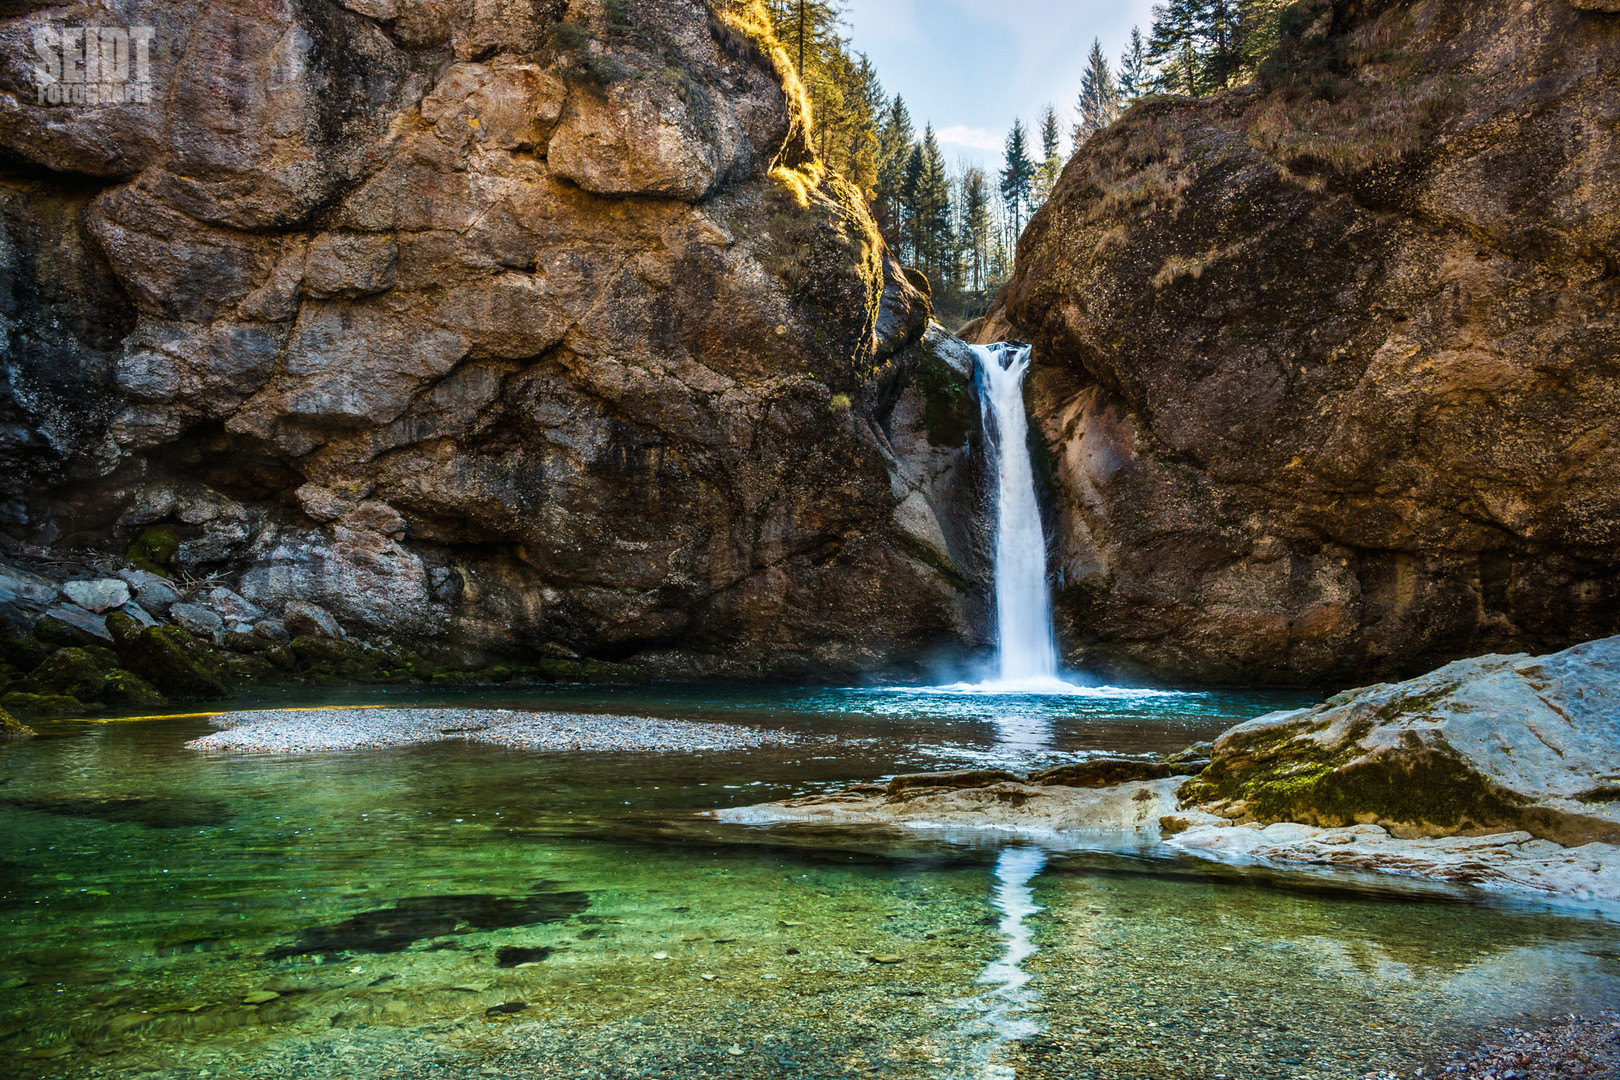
[
  {"left": 1143, "top": 0, "right": 1286, "bottom": 97},
  {"left": 961, "top": 167, "right": 993, "bottom": 293},
  {"left": 1034, "top": 104, "right": 1063, "bottom": 205},
  {"left": 902, "top": 140, "right": 926, "bottom": 266},
  {"left": 999, "top": 119, "right": 1036, "bottom": 240},
  {"left": 873, "top": 94, "right": 915, "bottom": 255},
  {"left": 1237, "top": 0, "right": 1289, "bottom": 76},
  {"left": 1117, "top": 25, "right": 1149, "bottom": 102},
  {"left": 1074, "top": 39, "right": 1121, "bottom": 149},
  {"left": 914, "top": 126, "right": 952, "bottom": 285},
  {"left": 1200, "top": 0, "right": 1245, "bottom": 92},
  {"left": 768, "top": 0, "right": 843, "bottom": 82},
  {"left": 1147, "top": 0, "right": 1202, "bottom": 98},
  {"left": 828, "top": 52, "right": 881, "bottom": 198}
]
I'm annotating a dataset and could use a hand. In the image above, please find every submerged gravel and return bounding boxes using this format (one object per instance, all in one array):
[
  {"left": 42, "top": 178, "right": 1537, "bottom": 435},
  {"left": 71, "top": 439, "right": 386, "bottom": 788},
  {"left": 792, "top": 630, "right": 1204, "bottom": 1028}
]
[
  {"left": 1432, "top": 1011, "right": 1620, "bottom": 1078},
  {"left": 186, "top": 708, "right": 796, "bottom": 754}
]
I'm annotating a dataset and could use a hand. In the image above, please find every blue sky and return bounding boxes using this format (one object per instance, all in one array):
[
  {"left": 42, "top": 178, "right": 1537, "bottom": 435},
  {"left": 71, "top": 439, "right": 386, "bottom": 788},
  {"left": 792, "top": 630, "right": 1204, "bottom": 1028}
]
[{"left": 846, "top": 0, "right": 1159, "bottom": 169}]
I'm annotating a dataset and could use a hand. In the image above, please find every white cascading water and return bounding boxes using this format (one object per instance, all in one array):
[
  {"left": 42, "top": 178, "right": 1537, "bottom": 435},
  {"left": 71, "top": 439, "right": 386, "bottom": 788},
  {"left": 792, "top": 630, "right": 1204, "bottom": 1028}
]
[{"left": 972, "top": 343, "right": 1060, "bottom": 687}]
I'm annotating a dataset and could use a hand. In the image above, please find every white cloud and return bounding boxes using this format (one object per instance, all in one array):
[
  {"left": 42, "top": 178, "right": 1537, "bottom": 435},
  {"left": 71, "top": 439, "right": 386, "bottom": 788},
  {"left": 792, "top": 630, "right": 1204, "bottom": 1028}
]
[{"left": 935, "top": 124, "right": 1004, "bottom": 152}]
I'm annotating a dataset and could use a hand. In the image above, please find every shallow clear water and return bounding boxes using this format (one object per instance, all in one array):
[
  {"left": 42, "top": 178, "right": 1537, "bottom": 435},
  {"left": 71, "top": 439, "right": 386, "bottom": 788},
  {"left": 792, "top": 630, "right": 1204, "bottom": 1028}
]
[{"left": 2, "top": 683, "right": 1617, "bottom": 1080}]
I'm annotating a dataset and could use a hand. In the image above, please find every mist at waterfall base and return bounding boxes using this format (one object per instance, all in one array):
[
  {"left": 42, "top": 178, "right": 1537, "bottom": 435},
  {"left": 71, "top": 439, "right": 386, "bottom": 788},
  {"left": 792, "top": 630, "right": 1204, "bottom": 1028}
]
[{"left": 903, "top": 342, "right": 1180, "bottom": 704}]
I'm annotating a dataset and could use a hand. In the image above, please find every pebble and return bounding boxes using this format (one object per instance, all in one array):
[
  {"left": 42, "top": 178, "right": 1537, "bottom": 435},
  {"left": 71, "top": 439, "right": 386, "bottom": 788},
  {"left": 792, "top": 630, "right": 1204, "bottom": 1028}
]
[
  {"left": 243, "top": 991, "right": 280, "bottom": 1005},
  {"left": 186, "top": 709, "right": 797, "bottom": 755}
]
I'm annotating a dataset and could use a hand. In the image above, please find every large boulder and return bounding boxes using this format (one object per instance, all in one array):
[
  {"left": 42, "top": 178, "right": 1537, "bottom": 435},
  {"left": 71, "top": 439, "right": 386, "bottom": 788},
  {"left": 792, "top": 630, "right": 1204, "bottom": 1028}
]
[
  {"left": 0, "top": 0, "right": 981, "bottom": 678},
  {"left": 983, "top": 0, "right": 1620, "bottom": 683},
  {"left": 1179, "top": 635, "right": 1620, "bottom": 846},
  {"left": 107, "top": 613, "right": 231, "bottom": 700}
]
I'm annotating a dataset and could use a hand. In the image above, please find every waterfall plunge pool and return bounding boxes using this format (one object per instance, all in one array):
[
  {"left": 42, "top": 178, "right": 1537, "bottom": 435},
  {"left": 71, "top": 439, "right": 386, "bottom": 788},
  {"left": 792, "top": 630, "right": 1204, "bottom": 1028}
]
[{"left": 3, "top": 682, "right": 1618, "bottom": 1080}]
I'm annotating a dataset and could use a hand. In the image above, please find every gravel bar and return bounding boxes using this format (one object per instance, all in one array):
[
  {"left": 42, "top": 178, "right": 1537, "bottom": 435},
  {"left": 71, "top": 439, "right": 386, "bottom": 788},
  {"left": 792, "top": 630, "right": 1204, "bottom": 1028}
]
[{"left": 186, "top": 708, "right": 796, "bottom": 754}]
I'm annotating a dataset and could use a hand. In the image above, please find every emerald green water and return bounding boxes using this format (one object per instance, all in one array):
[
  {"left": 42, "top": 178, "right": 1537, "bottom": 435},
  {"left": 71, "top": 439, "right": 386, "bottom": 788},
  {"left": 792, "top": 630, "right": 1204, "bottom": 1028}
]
[{"left": 2, "top": 683, "right": 1617, "bottom": 1080}]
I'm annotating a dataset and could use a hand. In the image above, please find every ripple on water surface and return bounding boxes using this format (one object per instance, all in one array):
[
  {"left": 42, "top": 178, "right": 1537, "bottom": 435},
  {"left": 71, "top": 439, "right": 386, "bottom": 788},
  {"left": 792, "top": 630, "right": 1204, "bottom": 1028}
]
[{"left": 0, "top": 684, "right": 1617, "bottom": 1079}]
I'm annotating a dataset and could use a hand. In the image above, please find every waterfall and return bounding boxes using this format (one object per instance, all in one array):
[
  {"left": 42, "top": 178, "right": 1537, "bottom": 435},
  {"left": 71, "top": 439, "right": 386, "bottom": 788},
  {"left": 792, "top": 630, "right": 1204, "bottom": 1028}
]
[{"left": 972, "top": 343, "right": 1059, "bottom": 685}]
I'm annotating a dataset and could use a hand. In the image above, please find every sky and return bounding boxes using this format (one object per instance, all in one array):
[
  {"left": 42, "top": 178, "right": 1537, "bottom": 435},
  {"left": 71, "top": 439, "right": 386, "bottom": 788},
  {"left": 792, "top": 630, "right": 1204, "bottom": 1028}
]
[{"left": 845, "top": 0, "right": 1159, "bottom": 170}]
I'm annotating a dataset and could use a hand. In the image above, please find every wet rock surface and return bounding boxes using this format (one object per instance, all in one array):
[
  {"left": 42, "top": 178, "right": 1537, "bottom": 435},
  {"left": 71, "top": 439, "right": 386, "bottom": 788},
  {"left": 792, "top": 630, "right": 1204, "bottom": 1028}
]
[
  {"left": 0, "top": 0, "right": 981, "bottom": 680},
  {"left": 979, "top": 0, "right": 1620, "bottom": 684},
  {"left": 1179, "top": 635, "right": 1620, "bottom": 845},
  {"left": 719, "top": 776, "right": 1186, "bottom": 834},
  {"left": 731, "top": 636, "right": 1620, "bottom": 899},
  {"left": 1166, "top": 822, "right": 1620, "bottom": 901}
]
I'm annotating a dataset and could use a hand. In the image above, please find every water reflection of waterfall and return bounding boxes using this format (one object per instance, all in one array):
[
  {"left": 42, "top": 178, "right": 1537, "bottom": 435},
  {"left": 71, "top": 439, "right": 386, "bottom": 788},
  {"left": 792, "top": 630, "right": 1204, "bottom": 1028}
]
[{"left": 974, "top": 846, "right": 1049, "bottom": 1078}]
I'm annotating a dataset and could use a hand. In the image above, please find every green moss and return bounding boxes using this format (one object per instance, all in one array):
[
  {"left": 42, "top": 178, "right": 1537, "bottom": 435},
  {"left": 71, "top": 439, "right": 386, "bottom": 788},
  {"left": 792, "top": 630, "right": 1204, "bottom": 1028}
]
[
  {"left": 0, "top": 623, "right": 49, "bottom": 672},
  {"left": 101, "top": 669, "right": 165, "bottom": 708},
  {"left": 35, "top": 615, "right": 105, "bottom": 649},
  {"left": 107, "top": 613, "right": 230, "bottom": 700},
  {"left": 914, "top": 353, "right": 973, "bottom": 446},
  {"left": 0, "top": 705, "right": 34, "bottom": 739},
  {"left": 1, "top": 691, "right": 84, "bottom": 718},
  {"left": 225, "top": 655, "right": 279, "bottom": 685},
  {"left": 1180, "top": 719, "right": 1522, "bottom": 832},
  {"left": 289, "top": 637, "right": 377, "bottom": 682},
  {"left": 126, "top": 525, "right": 179, "bottom": 577},
  {"left": 429, "top": 657, "right": 641, "bottom": 687},
  {"left": 24, "top": 647, "right": 109, "bottom": 701}
]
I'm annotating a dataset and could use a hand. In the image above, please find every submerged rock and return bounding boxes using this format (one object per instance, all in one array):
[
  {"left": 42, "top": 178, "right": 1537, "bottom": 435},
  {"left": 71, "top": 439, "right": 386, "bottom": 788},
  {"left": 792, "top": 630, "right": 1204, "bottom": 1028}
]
[
  {"left": 719, "top": 777, "right": 1186, "bottom": 834},
  {"left": 495, "top": 945, "right": 555, "bottom": 968},
  {"left": 1179, "top": 635, "right": 1620, "bottom": 845},
  {"left": 269, "top": 886, "right": 588, "bottom": 959},
  {"left": 0, "top": 794, "right": 231, "bottom": 828},
  {"left": 1030, "top": 758, "right": 1193, "bottom": 788}
]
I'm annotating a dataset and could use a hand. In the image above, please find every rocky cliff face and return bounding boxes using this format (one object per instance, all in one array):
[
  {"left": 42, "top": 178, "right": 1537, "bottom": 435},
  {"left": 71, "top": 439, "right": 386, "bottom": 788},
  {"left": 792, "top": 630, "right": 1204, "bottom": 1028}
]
[
  {"left": 981, "top": 0, "right": 1620, "bottom": 684},
  {"left": 0, "top": 0, "right": 987, "bottom": 677}
]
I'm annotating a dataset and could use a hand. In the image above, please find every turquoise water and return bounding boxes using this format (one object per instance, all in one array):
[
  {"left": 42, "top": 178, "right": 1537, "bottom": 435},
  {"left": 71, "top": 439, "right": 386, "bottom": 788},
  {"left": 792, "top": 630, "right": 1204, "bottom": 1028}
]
[{"left": 2, "top": 683, "right": 1617, "bottom": 1080}]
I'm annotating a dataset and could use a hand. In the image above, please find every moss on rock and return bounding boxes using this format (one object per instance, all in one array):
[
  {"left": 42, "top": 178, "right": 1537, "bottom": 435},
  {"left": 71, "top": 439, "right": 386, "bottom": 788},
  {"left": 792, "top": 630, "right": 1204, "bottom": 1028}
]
[
  {"left": 101, "top": 669, "right": 166, "bottom": 708},
  {"left": 914, "top": 352, "right": 974, "bottom": 447},
  {"left": 23, "top": 648, "right": 110, "bottom": 702},
  {"left": 107, "top": 612, "right": 231, "bottom": 700},
  {"left": 125, "top": 525, "right": 179, "bottom": 577},
  {"left": 2, "top": 691, "right": 84, "bottom": 718},
  {"left": 0, "top": 705, "right": 34, "bottom": 739},
  {"left": 1179, "top": 718, "right": 1524, "bottom": 835},
  {"left": 1032, "top": 758, "right": 1190, "bottom": 788}
]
